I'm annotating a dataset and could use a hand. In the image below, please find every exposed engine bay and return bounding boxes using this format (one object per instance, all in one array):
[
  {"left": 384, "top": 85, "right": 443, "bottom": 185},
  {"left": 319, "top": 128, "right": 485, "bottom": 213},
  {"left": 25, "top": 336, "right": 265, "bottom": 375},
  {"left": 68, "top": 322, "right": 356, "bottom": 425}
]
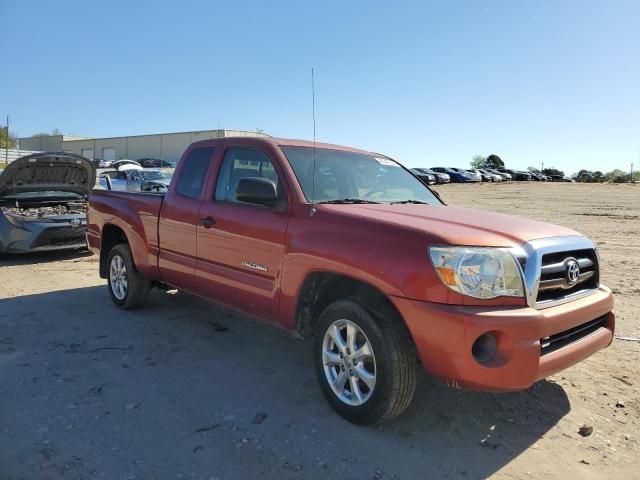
[
  {"left": 1, "top": 200, "right": 87, "bottom": 218},
  {"left": 0, "top": 152, "right": 95, "bottom": 254}
]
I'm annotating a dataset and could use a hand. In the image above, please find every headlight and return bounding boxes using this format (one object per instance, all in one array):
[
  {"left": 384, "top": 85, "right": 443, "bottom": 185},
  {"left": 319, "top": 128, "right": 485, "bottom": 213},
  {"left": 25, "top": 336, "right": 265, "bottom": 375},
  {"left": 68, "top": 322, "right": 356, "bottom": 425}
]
[
  {"left": 2, "top": 211, "right": 25, "bottom": 227},
  {"left": 429, "top": 246, "right": 524, "bottom": 299}
]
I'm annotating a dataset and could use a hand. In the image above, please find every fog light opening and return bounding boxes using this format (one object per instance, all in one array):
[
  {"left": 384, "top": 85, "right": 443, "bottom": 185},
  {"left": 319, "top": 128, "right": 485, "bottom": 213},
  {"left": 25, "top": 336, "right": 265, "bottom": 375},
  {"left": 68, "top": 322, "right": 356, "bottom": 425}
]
[{"left": 472, "top": 332, "right": 498, "bottom": 364}]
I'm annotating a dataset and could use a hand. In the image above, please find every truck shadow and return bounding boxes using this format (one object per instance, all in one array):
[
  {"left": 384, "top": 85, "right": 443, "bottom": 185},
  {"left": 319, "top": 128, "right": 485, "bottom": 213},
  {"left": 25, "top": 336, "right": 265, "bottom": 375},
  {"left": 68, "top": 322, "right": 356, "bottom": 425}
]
[
  {"left": 1, "top": 286, "right": 570, "bottom": 480},
  {"left": 0, "top": 249, "right": 93, "bottom": 266}
]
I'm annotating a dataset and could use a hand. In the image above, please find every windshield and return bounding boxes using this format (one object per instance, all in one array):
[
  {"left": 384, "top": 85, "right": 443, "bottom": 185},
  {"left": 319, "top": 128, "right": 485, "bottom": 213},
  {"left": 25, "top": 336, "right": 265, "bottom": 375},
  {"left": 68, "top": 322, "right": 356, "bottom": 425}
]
[
  {"left": 141, "top": 171, "right": 172, "bottom": 181},
  {"left": 281, "top": 147, "right": 441, "bottom": 204}
]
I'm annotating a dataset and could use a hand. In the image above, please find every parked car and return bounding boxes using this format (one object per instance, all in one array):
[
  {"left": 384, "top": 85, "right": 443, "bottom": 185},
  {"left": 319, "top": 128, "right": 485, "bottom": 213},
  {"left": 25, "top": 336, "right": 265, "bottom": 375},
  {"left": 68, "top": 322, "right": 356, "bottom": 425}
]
[
  {"left": 431, "top": 167, "right": 478, "bottom": 183},
  {"left": 88, "top": 137, "right": 614, "bottom": 425},
  {"left": 410, "top": 168, "right": 436, "bottom": 185},
  {"left": 485, "top": 168, "right": 512, "bottom": 181},
  {"left": 465, "top": 169, "right": 487, "bottom": 182},
  {"left": 450, "top": 168, "right": 481, "bottom": 182},
  {"left": 417, "top": 168, "right": 450, "bottom": 184},
  {"left": 478, "top": 169, "right": 503, "bottom": 182},
  {"left": 499, "top": 169, "right": 532, "bottom": 181},
  {"left": 467, "top": 169, "right": 501, "bottom": 182},
  {"left": 97, "top": 159, "right": 114, "bottom": 168},
  {"left": 98, "top": 168, "right": 173, "bottom": 193},
  {"left": 548, "top": 175, "right": 574, "bottom": 182},
  {"left": 528, "top": 172, "right": 548, "bottom": 181},
  {"left": 110, "top": 159, "right": 142, "bottom": 170},
  {"left": 0, "top": 152, "right": 95, "bottom": 256},
  {"left": 138, "top": 158, "right": 174, "bottom": 168}
]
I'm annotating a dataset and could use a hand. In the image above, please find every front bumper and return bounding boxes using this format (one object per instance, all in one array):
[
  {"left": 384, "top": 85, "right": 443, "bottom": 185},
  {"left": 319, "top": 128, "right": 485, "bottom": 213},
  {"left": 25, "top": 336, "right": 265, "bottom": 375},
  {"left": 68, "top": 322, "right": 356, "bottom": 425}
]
[
  {"left": 391, "top": 286, "right": 614, "bottom": 392},
  {"left": 0, "top": 218, "right": 87, "bottom": 253}
]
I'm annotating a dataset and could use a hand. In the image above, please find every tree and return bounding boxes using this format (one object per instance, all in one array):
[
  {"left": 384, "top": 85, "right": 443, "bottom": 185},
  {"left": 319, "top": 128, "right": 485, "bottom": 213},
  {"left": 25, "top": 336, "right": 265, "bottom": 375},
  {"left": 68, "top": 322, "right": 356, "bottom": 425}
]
[
  {"left": 575, "top": 169, "right": 593, "bottom": 182},
  {"left": 527, "top": 166, "right": 541, "bottom": 173},
  {"left": 470, "top": 155, "right": 487, "bottom": 168},
  {"left": 592, "top": 171, "right": 604, "bottom": 182},
  {"left": 32, "top": 128, "right": 63, "bottom": 137},
  {"left": 542, "top": 167, "right": 565, "bottom": 177},
  {"left": 0, "top": 126, "right": 17, "bottom": 149},
  {"left": 485, "top": 154, "right": 504, "bottom": 169},
  {"left": 604, "top": 169, "right": 629, "bottom": 183}
]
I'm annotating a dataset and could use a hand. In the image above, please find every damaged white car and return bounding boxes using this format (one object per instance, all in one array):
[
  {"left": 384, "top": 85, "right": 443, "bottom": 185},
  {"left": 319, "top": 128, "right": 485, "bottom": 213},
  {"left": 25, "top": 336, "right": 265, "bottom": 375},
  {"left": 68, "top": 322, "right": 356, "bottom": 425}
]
[{"left": 0, "top": 152, "right": 95, "bottom": 256}]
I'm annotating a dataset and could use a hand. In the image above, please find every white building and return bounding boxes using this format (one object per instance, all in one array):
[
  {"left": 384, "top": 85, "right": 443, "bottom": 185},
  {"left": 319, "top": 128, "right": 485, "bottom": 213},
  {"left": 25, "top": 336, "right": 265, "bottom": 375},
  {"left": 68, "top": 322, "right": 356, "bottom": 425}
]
[{"left": 18, "top": 129, "right": 269, "bottom": 163}]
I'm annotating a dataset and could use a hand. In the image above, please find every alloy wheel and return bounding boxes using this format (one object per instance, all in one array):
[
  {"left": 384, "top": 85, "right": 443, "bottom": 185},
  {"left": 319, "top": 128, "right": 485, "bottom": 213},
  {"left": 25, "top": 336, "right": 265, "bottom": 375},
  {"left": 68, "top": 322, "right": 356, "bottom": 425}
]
[
  {"left": 322, "top": 319, "right": 376, "bottom": 406},
  {"left": 109, "top": 254, "right": 128, "bottom": 301}
]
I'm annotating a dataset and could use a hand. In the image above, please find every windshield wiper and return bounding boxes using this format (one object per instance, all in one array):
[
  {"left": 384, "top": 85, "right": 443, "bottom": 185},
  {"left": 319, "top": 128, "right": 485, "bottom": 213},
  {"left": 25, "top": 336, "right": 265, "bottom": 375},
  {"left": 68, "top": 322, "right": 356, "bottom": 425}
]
[
  {"left": 390, "top": 200, "right": 429, "bottom": 205},
  {"left": 317, "top": 198, "right": 382, "bottom": 204}
]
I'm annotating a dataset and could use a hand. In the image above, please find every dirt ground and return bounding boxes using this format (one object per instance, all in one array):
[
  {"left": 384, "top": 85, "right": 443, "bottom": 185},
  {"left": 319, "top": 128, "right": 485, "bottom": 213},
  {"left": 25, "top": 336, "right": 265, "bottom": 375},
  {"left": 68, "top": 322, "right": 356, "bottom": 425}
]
[{"left": 0, "top": 182, "right": 638, "bottom": 480}]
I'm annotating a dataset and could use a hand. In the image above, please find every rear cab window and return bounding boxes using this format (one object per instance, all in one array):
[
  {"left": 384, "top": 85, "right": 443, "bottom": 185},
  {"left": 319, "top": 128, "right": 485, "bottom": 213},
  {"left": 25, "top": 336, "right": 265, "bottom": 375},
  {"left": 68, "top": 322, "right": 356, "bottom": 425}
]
[{"left": 176, "top": 147, "right": 215, "bottom": 198}]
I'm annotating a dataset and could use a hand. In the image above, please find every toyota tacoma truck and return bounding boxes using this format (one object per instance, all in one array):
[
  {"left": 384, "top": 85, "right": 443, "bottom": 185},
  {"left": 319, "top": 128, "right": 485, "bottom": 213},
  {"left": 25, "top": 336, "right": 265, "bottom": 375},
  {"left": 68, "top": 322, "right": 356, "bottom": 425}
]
[{"left": 87, "top": 137, "right": 615, "bottom": 425}]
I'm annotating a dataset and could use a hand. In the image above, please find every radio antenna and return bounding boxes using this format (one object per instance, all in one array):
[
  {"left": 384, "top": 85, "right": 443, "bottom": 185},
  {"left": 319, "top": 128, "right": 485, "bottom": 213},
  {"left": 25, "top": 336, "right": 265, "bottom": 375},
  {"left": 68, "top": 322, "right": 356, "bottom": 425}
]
[{"left": 310, "top": 67, "right": 317, "bottom": 215}]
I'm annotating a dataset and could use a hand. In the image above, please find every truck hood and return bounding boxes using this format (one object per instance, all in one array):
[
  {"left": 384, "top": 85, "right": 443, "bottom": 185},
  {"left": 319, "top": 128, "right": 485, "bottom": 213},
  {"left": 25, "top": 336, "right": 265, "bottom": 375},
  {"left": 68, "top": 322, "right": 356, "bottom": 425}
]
[
  {"left": 319, "top": 203, "right": 580, "bottom": 247},
  {"left": 0, "top": 152, "right": 96, "bottom": 197}
]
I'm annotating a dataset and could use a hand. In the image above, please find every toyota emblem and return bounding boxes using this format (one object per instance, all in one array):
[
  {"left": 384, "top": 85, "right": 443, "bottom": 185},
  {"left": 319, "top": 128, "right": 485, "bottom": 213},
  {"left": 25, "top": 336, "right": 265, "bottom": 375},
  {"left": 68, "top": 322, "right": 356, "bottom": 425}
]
[
  {"left": 566, "top": 259, "right": 580, "bottom": 285},
  {"left": 70, "top": 218, "right": 82, "bottom": 228}
]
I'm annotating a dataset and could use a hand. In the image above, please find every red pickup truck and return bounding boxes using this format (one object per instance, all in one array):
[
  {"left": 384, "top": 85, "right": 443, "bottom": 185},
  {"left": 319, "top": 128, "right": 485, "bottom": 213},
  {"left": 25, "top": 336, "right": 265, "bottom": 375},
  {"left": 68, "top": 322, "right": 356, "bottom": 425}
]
[{"left": 87, "top": 137, "right": 615, "bottom": 424}]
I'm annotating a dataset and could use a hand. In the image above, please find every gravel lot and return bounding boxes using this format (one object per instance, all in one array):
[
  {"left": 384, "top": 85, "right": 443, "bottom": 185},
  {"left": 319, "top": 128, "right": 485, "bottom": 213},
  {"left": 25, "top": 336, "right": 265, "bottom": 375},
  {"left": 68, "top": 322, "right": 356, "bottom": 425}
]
[{"left": 1, "top": 182, "right": 638, "bottom": 479}]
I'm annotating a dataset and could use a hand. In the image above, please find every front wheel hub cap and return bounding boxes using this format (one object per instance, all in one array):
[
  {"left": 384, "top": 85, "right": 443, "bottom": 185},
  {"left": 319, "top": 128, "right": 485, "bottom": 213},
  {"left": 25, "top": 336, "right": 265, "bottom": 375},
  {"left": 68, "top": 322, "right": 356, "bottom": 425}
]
[
  {"left": 322, "top": 319, "right": 376, "bottom": 406},
  {"left": 109, "top": 255, "right": 128, "bottom": 301}
]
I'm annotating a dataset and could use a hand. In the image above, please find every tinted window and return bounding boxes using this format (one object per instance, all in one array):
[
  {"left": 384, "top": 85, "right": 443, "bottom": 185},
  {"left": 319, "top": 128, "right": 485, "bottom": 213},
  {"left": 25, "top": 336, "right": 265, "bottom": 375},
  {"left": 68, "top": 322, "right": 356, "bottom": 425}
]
[
  {"left": 176, "top": 147, "right": 214, "bottom": 198},
  {"left": 215, "top": 148, "right": 280, "bottom": 203}
]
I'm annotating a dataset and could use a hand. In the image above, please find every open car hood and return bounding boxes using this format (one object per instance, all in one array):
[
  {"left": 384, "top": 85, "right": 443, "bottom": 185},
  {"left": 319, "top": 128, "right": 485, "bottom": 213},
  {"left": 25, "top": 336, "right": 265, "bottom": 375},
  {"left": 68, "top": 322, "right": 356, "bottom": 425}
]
[{"left": 0, "top": 152, "right": 96, "bottom": 197}]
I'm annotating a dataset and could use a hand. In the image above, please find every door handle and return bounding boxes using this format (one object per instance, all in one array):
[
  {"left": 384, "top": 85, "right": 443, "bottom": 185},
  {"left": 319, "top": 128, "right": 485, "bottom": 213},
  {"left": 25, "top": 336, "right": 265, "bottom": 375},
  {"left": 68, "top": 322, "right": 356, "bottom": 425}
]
[{"left": 199, "top": 216, "right": 216, "bottom": 228}]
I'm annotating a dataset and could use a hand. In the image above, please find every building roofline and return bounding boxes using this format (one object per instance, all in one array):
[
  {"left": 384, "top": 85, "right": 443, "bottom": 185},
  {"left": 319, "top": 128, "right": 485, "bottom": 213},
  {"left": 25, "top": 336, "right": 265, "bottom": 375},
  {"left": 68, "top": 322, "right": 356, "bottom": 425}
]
[{"left": 45, "top": 129, "right": 270, "bottom": 143}]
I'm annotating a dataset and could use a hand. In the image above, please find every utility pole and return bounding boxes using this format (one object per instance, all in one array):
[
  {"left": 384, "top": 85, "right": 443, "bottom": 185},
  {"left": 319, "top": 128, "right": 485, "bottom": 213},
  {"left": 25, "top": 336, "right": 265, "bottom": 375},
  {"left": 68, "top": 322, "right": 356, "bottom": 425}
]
[
  {"left": 632, "top": 162, "right": 634, "bottom": 183},
  {"left": 4, "top": 115, "right": 9, "bottom": 165},
  {"left": 541, "top": 161, "right": 544, "bottom": 174}
]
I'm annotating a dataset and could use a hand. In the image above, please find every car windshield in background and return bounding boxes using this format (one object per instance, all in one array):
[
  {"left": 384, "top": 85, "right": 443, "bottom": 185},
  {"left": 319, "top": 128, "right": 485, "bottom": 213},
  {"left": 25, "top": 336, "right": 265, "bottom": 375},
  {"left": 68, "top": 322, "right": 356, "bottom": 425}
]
[
  {"left": 281, "top": 147, "right": 440, "bottom": 205},
  {"left": 141, "top": 171, "right": 172, "bottom": 181}
]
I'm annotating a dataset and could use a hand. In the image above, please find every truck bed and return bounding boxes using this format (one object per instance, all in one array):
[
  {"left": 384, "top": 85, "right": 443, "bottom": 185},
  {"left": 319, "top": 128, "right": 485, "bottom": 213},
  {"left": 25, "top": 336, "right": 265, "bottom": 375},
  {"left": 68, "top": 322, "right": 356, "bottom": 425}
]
[{"left": 87, "top": 190, "right": 164, "bottom": 278}]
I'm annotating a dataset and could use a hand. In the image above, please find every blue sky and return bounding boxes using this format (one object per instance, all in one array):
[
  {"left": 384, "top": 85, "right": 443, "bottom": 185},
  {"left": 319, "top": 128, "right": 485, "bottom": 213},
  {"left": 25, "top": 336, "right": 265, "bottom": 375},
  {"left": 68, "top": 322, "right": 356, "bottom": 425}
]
[{"left": 1, "top": 0, "right": 638, "bottom": 174}]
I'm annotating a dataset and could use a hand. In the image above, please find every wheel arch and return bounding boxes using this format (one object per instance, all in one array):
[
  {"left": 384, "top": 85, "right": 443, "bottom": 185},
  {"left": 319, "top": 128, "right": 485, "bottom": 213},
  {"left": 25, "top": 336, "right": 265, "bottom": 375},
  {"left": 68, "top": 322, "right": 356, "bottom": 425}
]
[
  {"left": 99, "top": 223, "right": 128, "bottom": 278},
  {"left": 295, "top": 271, "right": 410, "bottom": 340}
]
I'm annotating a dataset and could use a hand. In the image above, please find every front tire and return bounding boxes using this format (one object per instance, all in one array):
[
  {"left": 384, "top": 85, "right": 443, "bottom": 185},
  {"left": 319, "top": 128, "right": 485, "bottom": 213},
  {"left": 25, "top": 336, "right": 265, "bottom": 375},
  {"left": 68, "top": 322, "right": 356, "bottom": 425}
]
[
  {"left": 314, "top": 299, "right": 417, "bottom": 425},
  {"left": 107, "top": 243, "right": 150, "bottom": 309}
]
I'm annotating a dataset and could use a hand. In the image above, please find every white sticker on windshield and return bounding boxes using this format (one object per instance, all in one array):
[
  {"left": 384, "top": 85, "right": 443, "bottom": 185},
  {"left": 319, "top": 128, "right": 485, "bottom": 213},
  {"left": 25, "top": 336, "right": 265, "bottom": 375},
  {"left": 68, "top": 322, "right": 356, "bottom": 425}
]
[{"left": 375, "top": 157, "right": 399, "bottom": 167}]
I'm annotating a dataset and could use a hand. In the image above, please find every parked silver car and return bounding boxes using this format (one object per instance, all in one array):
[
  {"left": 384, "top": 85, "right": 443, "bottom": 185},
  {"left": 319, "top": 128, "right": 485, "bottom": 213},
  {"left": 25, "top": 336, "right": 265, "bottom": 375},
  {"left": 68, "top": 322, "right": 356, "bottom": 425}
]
[
  {"left": 485, "top": 168, "right": 512, "bottom": 181},
  {"left": 478, "top": 169, "right": 503, "bottom": 182},
  {"left": 98, "top": 168, "right": 172, "bottom": 193}
]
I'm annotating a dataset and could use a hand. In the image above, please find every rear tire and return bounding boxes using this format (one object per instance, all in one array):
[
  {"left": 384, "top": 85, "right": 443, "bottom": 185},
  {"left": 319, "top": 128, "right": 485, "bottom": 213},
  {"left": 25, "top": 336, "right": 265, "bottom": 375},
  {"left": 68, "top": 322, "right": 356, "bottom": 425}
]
[
  {"left": 107, "top": 243, "right": 150, "bottom": 309},
  {"left": 313, "top": 299, "right": 417, "bottom": 425}
]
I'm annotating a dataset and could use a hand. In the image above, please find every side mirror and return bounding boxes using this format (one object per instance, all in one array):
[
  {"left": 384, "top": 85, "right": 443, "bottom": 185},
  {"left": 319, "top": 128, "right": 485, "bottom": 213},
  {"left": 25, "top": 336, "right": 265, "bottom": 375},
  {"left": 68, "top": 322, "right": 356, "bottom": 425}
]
[{"left": 235, "top": 177, "right": 278, "bottom": 206}]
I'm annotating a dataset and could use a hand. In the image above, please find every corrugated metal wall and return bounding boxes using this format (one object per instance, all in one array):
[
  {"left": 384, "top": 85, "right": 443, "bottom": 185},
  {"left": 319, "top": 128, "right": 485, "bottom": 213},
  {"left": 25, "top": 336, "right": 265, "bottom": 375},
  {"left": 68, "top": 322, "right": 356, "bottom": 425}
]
[
  {"left": 46, "top": 129, "right": 268, "bottom": 163},
  {"left": 0, "top": 149, "right": 43, "bottom": 164}
]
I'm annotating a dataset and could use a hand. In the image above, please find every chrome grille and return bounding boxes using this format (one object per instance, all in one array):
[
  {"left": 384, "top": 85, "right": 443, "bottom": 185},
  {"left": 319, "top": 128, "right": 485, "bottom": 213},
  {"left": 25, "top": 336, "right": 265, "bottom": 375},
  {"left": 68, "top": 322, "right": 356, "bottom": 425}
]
[
  {"left": 536, "top": 248, "right": 599, "bottom": 305},
  {"left": 515, "top": 236, "right": 600, "bottom": 309}
]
